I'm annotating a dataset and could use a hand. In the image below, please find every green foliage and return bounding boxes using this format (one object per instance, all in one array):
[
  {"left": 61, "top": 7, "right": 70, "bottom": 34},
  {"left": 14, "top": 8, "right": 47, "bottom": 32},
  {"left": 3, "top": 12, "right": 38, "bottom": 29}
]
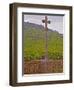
[{"left": 24, "top": 28, "right": 63, "bottom": 60}]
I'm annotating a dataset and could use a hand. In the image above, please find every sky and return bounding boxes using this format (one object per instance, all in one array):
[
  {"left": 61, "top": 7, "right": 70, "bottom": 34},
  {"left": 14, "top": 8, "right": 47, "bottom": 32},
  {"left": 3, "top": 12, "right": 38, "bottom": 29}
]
[{"left": 24, "top": 14, "right": 64, "bottom": 34}]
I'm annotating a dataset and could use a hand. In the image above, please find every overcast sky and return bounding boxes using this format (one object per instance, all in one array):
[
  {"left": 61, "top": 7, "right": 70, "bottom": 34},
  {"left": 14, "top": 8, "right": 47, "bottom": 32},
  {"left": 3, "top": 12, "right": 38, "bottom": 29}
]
[{"left": 24, "top": 14, "right": 64, "bottom": 34}]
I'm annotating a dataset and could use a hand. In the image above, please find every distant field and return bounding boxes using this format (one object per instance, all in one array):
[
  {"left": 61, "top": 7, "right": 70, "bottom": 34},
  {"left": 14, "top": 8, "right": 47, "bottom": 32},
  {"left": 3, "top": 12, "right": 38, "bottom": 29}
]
[{"left": 24, "top": 22, "right": 63, "bottom": 61}]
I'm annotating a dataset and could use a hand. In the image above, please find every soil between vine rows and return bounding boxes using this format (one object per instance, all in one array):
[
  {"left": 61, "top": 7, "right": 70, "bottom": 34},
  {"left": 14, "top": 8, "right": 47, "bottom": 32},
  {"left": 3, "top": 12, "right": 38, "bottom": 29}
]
[{"left": 24, "top": 60, "right": 63, "bottom": 74}]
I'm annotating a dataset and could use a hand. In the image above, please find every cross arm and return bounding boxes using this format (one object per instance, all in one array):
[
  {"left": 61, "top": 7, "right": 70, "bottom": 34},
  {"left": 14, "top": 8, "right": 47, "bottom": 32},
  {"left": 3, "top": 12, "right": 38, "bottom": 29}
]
[{"left": 42, "top": 20, "right": 51, "bottom": 24}]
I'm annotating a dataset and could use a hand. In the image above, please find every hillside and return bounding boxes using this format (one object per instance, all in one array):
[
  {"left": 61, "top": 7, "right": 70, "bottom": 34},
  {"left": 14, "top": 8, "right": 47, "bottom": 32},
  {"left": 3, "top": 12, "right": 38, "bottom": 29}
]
[{"left": 24, "top": 22, "right": 63, "bottom": 60}]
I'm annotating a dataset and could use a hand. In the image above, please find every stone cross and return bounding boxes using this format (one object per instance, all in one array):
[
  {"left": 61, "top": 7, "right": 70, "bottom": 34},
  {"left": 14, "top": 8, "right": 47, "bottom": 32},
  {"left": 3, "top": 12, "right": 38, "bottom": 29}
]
[{"left": 42, "top": 16, "right": 51, "bottom": 61}]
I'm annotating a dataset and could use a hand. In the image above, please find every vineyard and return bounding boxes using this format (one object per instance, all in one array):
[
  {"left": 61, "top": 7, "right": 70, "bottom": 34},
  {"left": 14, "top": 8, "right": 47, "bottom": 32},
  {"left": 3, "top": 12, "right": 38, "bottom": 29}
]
[{"left": 24, "top": 22, "right": 63, "bottom": 74}]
